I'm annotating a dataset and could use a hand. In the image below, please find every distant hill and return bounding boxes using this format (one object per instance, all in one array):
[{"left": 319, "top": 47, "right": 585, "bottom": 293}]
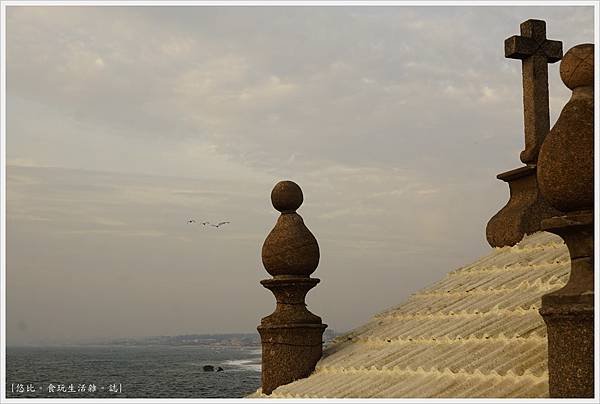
[
  {"left": 94, "top": 329, "right": 338, "bottom": 347},
  {"left": 99, "top": 333, "right": 260, "bottom": 347}
]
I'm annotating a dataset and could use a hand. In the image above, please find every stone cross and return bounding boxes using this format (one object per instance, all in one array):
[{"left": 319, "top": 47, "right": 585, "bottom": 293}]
[{"left": 505, "top": 19, "right": 562, "bottom": 164}]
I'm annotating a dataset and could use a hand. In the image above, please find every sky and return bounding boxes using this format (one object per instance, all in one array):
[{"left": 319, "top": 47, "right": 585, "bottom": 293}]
[{"left": 4, "top": 4, "right": 595, "bottom": 345}]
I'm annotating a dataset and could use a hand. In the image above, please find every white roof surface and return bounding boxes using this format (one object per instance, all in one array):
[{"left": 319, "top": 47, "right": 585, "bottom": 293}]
[{"left": 252, "top": 231, "right": 570, "bottom": 398}]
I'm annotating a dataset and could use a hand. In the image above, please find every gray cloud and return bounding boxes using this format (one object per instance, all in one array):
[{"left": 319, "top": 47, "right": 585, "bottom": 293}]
[{"left": 5, "top": 5, "right": 594, "bottom": 344}]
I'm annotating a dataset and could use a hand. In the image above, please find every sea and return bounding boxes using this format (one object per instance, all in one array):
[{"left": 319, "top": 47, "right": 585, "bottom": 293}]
[{"left": 5, "top": 344, "right": 262, "bottom": 398}]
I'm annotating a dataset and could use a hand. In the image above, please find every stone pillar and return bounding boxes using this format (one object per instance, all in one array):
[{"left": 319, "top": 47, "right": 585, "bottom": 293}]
[
  {"left": 257, "top": 180, "right": 327, "bottom": 395},
  {"left": 537, "top": 43, "right": 594, "bottom": 398},
  {"left": 486, "top": 19, "right": 563, "bottom": 247}
]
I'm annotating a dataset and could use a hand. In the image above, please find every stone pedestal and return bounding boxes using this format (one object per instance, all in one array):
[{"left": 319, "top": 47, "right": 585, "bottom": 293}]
[
  {"left": 540, "top": 212, "right": 594, "bottom": 398},
  {"left": 259, "top": 320, "right": 326, "bottom": 395}
]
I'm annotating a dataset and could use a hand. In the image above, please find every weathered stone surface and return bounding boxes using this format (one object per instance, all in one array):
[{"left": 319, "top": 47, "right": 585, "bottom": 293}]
[
  {"left": 504, "top": 19, "right": 563, "bottom": 164},
  {"left": 271, "top": 180, "right": 303, "bottom": 212},
  {"left": 486, "top": 165, "right": 561, "bottom": 247},
  {"left": 540, "top": 214, "right": 594, "bottom": 397},
  {"left": 262, "top": 180, "right": 319, "bottom": 277},
  {"left": 260, "top": 278, "right": 322, "bottom": 325},
  {"left": 538, "top": 44, "right": 594, "bottom": 212},
  {"left": 559, "top": 44, "right": 593, "bottom": 90},
  {"left": 258, "top": 324, "right": 326, "bottom": 395},
  {"left": 486, "top": 19, "right": 563, "bottom": 247},
  {"left": 537, "top": 43, "right": 594, "bottom": 398},
  {"left": 544, "top": 310, "right": 593, "bottom": 398},
  {"left": 258, "top": 181, "right": 326, "bottom": 395},
  {"left": 541, "top": 214, "right": 593, "bottom": 315},
  {"left": 262, "top": 213, "right": 319, "bottom": 277}
]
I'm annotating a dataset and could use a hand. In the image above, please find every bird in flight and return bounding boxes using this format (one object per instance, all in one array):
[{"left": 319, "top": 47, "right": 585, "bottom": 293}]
[
  {"left": 210, "top": 221, "right": 230, "bottom": 228},
  {"left": 187, "top": 220, "right": 230, "bottom": 228}
]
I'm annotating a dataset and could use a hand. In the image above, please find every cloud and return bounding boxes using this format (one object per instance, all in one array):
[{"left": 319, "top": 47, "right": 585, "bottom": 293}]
[
  {"left": 5, "top": 5, "right": 594, "bottom": 343},
  {"left": 7, "top": 6, "right": 593, "bottom": 178},
  {"left": 7, "top": 158, "right": 38, "bottom": 167},
  {"left": 56, "top": 229, "right": 166, "bottom": 238}
]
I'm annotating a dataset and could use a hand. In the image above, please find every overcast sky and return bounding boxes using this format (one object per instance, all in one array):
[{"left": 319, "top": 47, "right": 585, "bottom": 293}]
[{"left": 5, "top": 4, "right": 595, "bottom": 345}]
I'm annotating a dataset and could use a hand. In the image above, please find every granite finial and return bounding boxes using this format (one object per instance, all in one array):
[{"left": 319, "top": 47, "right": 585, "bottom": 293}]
[
  {"left": 538, "top": 44, "right": 594, "bottom": 212},
  {"left": 262, "top": 181, "right": 320, "bottom": 278},
  {"left": 258, "top": 181, "right": 326, "bottom": 395}
]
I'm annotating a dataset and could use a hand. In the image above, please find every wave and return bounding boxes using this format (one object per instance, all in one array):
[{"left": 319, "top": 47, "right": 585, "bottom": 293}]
[
  {"left": 244, "top": 348, "right": 262, "bottom": 356},
  {"left": 222, "top": 359, "right": 261, "bottom": 372}
]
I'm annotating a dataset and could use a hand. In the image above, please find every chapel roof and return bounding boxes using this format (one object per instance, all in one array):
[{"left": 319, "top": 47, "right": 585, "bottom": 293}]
[{"left": 251, "top": 231, "right": 570, "bottom": 398}]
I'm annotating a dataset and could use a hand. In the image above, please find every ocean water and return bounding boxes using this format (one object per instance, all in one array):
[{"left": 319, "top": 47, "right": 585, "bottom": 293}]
[{"left": 5, "top": 345, "right": 261, "bottom": 398}]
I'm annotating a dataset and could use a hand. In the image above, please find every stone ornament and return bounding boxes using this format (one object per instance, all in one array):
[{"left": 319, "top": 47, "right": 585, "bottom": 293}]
[
  {"left": 485, "top": 165, "right": 560, "bottom": 247},
  {"left": 537, "top": 43, "right": 594, "bottom": 398},
  {"left": 538, "top": 44, "right": 594, "bottom": 211},
  {"left": 262, "top": 181, "right": 320, "bottom": 277},
  {"left": 258, "top": 181, "right": 327, "bottom": 395}
]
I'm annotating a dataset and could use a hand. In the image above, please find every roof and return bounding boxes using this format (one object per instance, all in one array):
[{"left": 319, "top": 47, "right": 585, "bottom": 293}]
[{"left": 251, "top": 231, "right": 570, "bottom": 398}]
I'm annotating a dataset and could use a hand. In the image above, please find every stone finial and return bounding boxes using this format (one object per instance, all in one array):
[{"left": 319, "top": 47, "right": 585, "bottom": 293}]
[
  {"left": 538, "top": 44, "right": 594, "bottom": 212},
  {"left": 486, "top": 19, "right": 562, "bottom": 247},
  {"left": 560, "top": 44, "right": 594, "bottom": 90},
  {"left": 262, "top": 181, "right": 319, "bottom": 278},
  {"left": 258, "top": 181, "right": 326, "bottom": 395},
  {"left": 270, "top": 180, "right": 303, "bottom": 212},
  {"left": 537, "top": 43, "right": 594, "bottom": 398}
]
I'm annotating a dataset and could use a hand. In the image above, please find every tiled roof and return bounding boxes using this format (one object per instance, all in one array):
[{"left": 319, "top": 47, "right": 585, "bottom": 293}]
[{"left": 252, "top": 231, "right": 570, "bottom": 398}]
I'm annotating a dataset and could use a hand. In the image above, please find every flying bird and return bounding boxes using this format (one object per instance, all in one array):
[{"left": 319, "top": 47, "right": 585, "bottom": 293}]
[
  {"left": 188, "top": 219, "right": 196, "bottom": 224},
  {"left": 210, "top": 221, "right": 231, "bottom": 228},
  {"left": 201, "top": 221, "right": 210, "bottom": 226}
]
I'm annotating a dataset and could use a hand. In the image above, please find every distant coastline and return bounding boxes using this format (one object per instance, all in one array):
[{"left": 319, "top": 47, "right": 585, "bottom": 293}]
[
  {"left": 7, "top": 329, "right": 339, "bottom": 348},
  {"left": 95, "top": 333, "right": 262, "bottom": 347}
]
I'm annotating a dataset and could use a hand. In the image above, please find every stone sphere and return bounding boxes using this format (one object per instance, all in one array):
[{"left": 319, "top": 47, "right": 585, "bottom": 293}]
[
  {"left": 271, "top": 181, "right": 303, "bottom": 212},
  {"left": 560, "top": 44, "right": 594, "bottom": 90}
]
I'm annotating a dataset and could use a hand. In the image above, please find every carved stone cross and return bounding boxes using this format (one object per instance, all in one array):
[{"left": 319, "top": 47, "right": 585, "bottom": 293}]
[{"left": 505, "top": 19, "right": 562, "bottom": 164}]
